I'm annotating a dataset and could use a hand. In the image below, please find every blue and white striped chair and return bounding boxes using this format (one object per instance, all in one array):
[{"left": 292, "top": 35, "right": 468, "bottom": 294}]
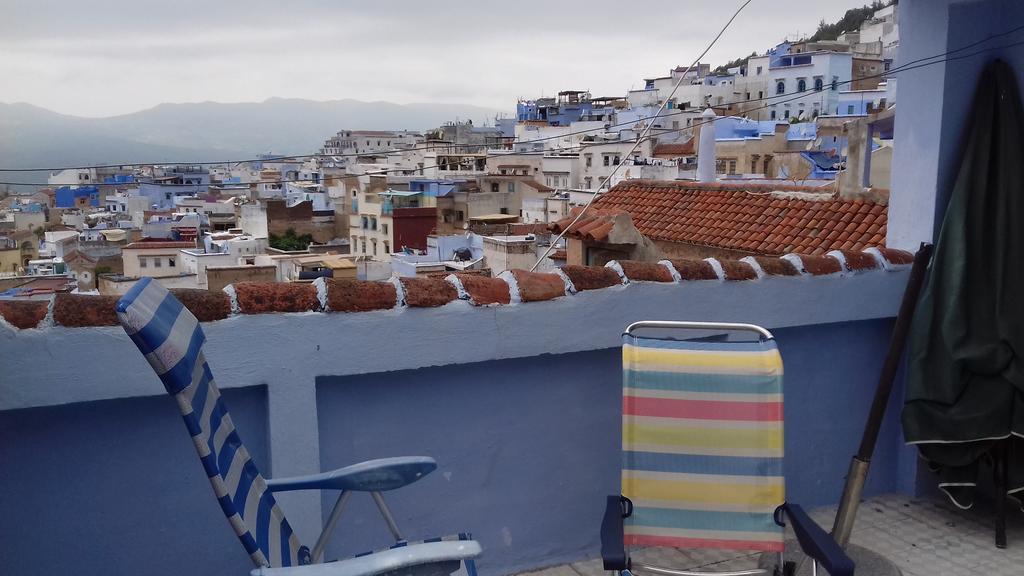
[{"left": 117, "top": 277, "right": 481, "bottom": 576}]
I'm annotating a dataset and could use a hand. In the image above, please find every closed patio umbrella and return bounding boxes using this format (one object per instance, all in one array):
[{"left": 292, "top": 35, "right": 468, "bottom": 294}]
[{"left": 902, "top": 59, "right": 1024, "bottom": 509}]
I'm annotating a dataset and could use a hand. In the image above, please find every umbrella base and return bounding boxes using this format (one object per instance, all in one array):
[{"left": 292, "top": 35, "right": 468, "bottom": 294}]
[{"left": 758, "top": 541, "right": 900, "bottom": 576}]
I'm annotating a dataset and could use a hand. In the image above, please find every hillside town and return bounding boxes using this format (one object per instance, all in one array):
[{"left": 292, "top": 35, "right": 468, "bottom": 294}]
[
  {"left": 0, "top": 3, "right": 898, "bottom": 298},
  {"left": 9, "top": 1, "right": 1024, "bottom": 576}
]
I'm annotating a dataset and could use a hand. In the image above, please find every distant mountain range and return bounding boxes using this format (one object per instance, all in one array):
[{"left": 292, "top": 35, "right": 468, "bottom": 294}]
[{"left": 0, "top": 98, "right": 507, "bottom": 190}]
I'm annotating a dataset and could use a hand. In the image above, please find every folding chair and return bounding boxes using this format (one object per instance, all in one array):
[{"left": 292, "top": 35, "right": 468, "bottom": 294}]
[
  {"left": 601, "top": 321, "right": 853, "bottom": 576},
  {"left": 116, "top": 277, "right": 482, "bottom": 576}
]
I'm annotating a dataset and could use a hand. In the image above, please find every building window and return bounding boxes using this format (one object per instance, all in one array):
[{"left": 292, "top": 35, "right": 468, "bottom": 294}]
[
  {"left": 168, "top": 258, "right": 175, "bottom": 267},
  {"left": 758, "top": 90, "right": 764, "bottom": 99},
  {"left": 784, "top": 110, "right": 790, "bottom": 119},
  {"left": 361, "top": 241, "right": 366, "bottom": 253},
  {"left": 456, "top": 210, "right": 465, "bottom": 221},
  {"left": 372, "top": 240, "right": 377, "bottom": 256},
  {"left": 797, "top": 79, "right": 807, "bottom": 92},
  {"left": 603, "top": 156, "right": 610, "bottom": 167},
  {"left": 776, "top": 81, "right": 785, "bottom": 95},
  {"left": 500, "top": 207, "right": 509, "bottom": 215},
  {"left": 491, "top": 182, "right": 499, "bottom": 192},
  {"left": 585, "top": 155, "right": 592, "bottom": 168},
  {"left": 728, "top": 159, "right": 737, "bottom": 174},
  {"left": 362, "top": 216, "right": 369, "bottom": 229},
  {"left": 371, "top": 217, "right": 377, "bottom": 230},
  {"left": 814, "top": 77, "right": 824, "bottom": 91},
  {"left": 382, "top": 223, "right": 388, "bottom": 235},
  {"left": 756, "top": 66, "right": 763, "bottom": 75},
  {"left": 771, "top": 110, "right": 777, "bottom": 120},
  {"left": 672, "top": 120, "right": 679, "bottom": 129},
  {"left": 546, "top": 176, "right": 552, "bottom": 186},
  {"left": 140, "top": 257, "right": 147, "bottom": 268},
  {"left": 585, "top": 177, "right": 593, "bottom": 189},
  {"left": 154, "top": 258, "right": 162, "bottom": 268},
  {"left": 832, "top": 76, "right": 839, "bottom": 91},
  {"left": 847, "top": 105, "right": 856, "bottom": 114},
  {"left": 745, "top": 92, "right": 750, "bottom": 100},
  {"left": 383, "top": 241, "right": 390, "bottom": 253},
  {"left": 613, "top": 156, "right": 621, "bottom": 166},
  {"left": 507, "top": 182, "right": 515, "bottom": 193}
]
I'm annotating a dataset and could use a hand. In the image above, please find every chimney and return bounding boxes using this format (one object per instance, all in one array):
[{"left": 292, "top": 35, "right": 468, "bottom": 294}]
[
  {"left": 839, "top": 117, "right": 870, "bottom": 200},
  {"left": 696, "top": 107, "right": 718, "bottom": 183}
]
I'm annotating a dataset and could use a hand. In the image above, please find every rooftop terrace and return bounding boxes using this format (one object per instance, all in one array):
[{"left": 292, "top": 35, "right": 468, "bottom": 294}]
[{"left": 2, "top": 250, "right": 921, "bottom": 575}]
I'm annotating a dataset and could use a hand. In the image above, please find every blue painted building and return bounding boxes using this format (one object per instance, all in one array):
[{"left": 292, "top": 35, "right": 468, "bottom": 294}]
[{"left": 54, "top": 186, "right": 100, "bottom": 209}]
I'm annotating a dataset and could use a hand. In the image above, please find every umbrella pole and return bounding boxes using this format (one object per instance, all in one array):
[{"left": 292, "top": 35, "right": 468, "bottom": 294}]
[{"left": 832, "top": 243, "right": 934, "bottom": 547}]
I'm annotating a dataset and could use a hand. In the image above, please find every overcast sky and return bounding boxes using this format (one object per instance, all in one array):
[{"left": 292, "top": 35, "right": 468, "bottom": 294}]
[{"left": 1, "top": 0, "right": 866, "bottom": 118}]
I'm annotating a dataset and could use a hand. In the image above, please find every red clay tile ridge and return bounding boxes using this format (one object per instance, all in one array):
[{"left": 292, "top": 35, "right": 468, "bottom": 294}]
[{"left": 0, "top": 248, "right": 917, "bottom": 329}]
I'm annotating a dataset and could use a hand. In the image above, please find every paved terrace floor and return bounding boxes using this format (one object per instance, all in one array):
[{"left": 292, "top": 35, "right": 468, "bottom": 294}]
[{"left": 515, "top": 494, "right": 1024, "bottom": 576}]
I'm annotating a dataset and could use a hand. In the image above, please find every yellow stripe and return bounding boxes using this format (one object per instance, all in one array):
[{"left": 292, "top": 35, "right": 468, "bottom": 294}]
[
  {"left": 625, "top": 423, "right": 783, "bottom": 451},
  {"left": 623, "top": 477, "right": 784, "bottom": 506},
  {"left": 624, "top": 345, "right": 783, "bottom": 375}
]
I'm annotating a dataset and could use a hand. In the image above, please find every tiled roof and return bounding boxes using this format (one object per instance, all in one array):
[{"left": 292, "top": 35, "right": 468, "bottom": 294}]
[
  {"left": 551, "top": 207, "right": 629, "bottom": 243},
  {"left": 555, "top": 180, "right": 887, "bottom": 255},
  {"left": 653, "top": 140, "right": 695, "bottom": 157},
  {"left": 0, "top": 248, "right": 915, "bottom": 329},
  {"left": 522, "top": 181, "right": 555, "bottom": 192}
]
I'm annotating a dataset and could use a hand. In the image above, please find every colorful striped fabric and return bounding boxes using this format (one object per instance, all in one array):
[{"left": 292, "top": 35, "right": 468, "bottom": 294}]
[
  {"left": 117, "top": 277, "right": 307, "bottom": 568},
  {"left": 622, "top": 334, "right": 785, "bottom": 552}
]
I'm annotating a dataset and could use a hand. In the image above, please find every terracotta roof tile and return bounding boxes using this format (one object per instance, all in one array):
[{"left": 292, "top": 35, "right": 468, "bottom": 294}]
[
  {"left": 455, "top": 274, "right": 511, "bottom": 305},
  {"left": 586, "top": 181, "right": 887, "bottom": 256},
  {"left": 400, "top": 277, "right": 457, "bottom": 308},
  {"left": 617, "top": 260, "right": 674, "bottom": 282},
  {"left": 326, "top": 279, "right": 397, "bottom": 312},
  {"left": 0, "top": 300, "right": 48, "bottom": 329},
  {"left": 561, "top": 265, "right": 622, "bottom": 291},
  {"left": 653, "top": 140, "right": 696, "bottom": 157},
  {"left": 509, "top": 270, "right": 566, "bottom": 302},
  {"left": 233, "top": 282, "right": 319, "bottom": 314}
]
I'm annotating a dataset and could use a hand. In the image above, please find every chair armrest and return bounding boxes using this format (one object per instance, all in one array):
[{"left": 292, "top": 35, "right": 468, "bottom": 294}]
[
  {"left": 266, "top": 457, "right": 437, "bottom": 493},
  {"left": 782, "top": 503, "right": 854, "bottom": 576},
  {"left": 601, "top": 495, "right": 630, "bottom": 570},
  {"left": 251, "top": 539, "right": 482, "bottom": 576}
]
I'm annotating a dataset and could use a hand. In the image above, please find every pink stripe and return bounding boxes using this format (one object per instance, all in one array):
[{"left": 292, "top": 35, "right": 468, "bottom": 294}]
[
  {"left": 624, "top": 396, "right": 782, "bottom": 421},
  {"left": 626, "top": 534, "right": 784, "bottom": 552}
]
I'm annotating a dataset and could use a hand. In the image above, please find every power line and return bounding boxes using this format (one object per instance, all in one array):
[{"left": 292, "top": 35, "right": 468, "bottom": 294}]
[{"left": 531, "top": 0, "right": 753, "bottom": 271}]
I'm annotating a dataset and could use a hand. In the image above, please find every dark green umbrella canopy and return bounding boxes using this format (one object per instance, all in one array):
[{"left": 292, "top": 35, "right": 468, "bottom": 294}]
[{"left": 902, "top": 59, "right": 1024, "bottom": 502}]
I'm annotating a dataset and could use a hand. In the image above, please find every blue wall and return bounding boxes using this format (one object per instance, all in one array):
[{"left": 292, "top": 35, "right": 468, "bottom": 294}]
[
  {"left": 314, "top": 318, "right": 913, "bottom": 575},
  {"left": 0, "top": 319, "right": 915, "bottom": 576},
  {"left": 54, "top": 185, "right": 99, "bottom": 208},
  {"left": 0, "top": 386, "right": 270, "bottom": 576}
]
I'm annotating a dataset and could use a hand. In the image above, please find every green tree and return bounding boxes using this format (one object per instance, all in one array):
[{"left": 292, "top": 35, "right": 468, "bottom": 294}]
[{"left": 269, "top": 228, "right": 314, "bottom": 251}]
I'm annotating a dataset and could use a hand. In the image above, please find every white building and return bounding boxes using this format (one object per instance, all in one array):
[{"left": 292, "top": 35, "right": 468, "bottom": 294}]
[
  {"left": 321, "top": 130, "right": 423, "bottom": 158},
  {"left": 577, "top": 138, "right": 654, "bottom": 191},
  {"left": 48, "top": 168, "right": 97, "bottom": 187},
  {"left": 540, "top": 154, "right": 578, "bottom": 190},
  {"left": 740, "top": 48, "right": 853, "bottom": 122}
]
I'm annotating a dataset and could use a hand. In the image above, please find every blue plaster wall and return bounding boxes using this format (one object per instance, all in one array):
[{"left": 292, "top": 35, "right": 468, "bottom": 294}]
[
  {"left": 934, "top": 0, "right": 1024, "bottom": 227},
  {"left": 0, "top": 386, "right": 270, "bottom": 576},
  {"left": 314, "top": 318, "right": 913, "bottom": 575},
  {"left": 0, "top": 319, "right": 915, "bottom": 576},
  {"left": 890, "top": 0, "right": 1024, "bottom": 248}
]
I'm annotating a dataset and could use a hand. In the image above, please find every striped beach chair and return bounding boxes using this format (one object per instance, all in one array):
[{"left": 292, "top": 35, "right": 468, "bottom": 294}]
[
  {"left": 117, "top": 277, "right": 481, "bottom": 575},
  {"left": 601, "top": 321, "right": 852, "bottom": 576}
]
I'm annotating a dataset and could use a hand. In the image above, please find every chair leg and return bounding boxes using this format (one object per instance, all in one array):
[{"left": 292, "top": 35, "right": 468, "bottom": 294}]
[
  {"left": 996, "top": 441, "right": 1008, "bottom": 549},
  {"left": 313, "top": 490, "right": 351, "bottom": 563},
  {"left": 371, "top": 491, "right": 404, "bottom": 541}
]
